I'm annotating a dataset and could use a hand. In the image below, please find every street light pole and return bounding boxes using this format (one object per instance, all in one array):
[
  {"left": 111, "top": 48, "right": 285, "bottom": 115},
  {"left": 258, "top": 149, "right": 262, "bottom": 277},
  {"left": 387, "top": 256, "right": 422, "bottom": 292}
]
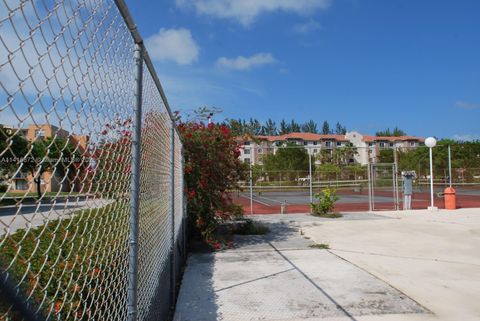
[{"left": 425, "top": 137, "right": 437, "bottom": 211}]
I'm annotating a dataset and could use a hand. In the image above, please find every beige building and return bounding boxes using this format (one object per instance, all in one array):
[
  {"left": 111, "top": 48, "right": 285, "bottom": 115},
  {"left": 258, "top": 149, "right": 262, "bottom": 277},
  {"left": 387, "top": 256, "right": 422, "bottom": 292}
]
[
  {"left": 2, "top": 124, "right": 89, "bottom": 194},
  {"left": 237, "top": 131, "right": 424, "bottom": 166}
]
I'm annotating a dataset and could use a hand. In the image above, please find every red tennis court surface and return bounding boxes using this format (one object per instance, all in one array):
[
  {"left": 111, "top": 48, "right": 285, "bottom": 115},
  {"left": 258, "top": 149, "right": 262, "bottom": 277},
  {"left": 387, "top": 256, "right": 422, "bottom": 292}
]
[{"left": 231, "top": 191, "right": 480, "bottom": 215}]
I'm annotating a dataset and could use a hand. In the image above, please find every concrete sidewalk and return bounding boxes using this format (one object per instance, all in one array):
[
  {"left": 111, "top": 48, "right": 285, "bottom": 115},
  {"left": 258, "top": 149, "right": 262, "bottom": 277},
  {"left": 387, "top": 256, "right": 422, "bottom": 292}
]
[{"left": 174, "top": 213, "right": 436, "bottom": 321}]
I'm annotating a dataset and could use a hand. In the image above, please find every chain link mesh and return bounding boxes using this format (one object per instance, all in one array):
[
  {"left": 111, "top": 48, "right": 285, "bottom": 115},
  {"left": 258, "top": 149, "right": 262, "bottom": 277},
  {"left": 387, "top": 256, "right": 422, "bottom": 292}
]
[{"left": 0, "top": 0, "right": 185, "bottom": 320}]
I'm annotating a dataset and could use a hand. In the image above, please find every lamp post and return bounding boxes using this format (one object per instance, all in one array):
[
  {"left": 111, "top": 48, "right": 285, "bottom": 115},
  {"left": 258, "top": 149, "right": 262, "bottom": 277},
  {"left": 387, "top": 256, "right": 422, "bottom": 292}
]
[{"left": 425, "top": 137, "right": 437, "bottom": 211}]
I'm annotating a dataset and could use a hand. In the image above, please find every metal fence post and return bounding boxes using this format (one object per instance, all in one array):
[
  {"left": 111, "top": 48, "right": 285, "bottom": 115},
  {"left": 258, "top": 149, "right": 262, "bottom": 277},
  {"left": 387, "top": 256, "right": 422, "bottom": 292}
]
[
  {"left": 170, "top": 121, "right": 176, "bottom": 304},
  {"left": 393, "top": 147, "right": 400, "bottom": 210},
  {"left": 182, "top": 146, "right": 187, "bottom": 262},
  {"left": 367, "top": 162, "right": 372, "bottom": 212},
  {"left": 127, "top": 43, "right": 143, "bottom": 321},
  {"left": 448, "top": 145, "right": 452, "bottom": 188},
  {"left": 309, "top": 151, "right": 313, "bottom": 204},
  {"left": 249, "top": 158, "right": 253, "bottom": 215}
]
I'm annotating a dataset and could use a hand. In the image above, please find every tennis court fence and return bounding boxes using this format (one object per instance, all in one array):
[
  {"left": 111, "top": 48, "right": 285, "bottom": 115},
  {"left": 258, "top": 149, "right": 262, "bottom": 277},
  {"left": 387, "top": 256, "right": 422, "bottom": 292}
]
[
  {"left": 233, "top": 145, "right": 480, "bottom": 214},
  {"left": 1, "top": 1, "right": 185, "bottom": 320}
]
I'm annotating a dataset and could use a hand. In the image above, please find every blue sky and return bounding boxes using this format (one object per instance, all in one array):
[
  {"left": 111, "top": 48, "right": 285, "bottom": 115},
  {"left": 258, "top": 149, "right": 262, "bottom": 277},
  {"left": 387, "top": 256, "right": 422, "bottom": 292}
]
[{"left": 126, "top": 0, "right": 480, "bottom": 140}]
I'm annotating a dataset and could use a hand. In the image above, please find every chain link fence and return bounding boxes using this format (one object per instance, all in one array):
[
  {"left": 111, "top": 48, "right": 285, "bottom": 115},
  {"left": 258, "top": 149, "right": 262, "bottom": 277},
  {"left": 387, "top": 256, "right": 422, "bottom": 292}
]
[
  {"left": 233, "top": 145, "right": 480, "bottom": 214},
  {"left": 0, "top": 0, "right": 185, "bottom": 320}
]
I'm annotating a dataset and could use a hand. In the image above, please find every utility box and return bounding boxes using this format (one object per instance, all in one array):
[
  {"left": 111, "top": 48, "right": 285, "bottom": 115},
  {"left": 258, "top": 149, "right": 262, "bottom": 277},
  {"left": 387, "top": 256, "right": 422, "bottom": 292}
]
[{"left": 402, "top": 171, "right": 416, "bottom": 210}]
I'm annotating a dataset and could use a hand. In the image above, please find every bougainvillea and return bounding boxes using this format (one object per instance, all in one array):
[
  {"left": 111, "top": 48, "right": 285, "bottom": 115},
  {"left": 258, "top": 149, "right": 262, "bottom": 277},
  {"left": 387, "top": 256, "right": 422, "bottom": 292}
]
[{"left": 178, "top": 118, "right": 246, "bottom": 242}]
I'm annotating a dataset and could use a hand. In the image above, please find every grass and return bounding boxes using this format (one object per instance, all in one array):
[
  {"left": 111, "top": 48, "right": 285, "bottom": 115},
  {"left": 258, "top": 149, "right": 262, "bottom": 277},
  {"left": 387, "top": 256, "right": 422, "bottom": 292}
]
[
  {"left": 310, "top": 212, "right": 343, "bottom": 219},
  {"left": 2, "top": 191, "right": 80, "bottom": 198},
  {"left": 0, "top": 201, "right": 129, "bottom": 320},
  {"left": 309, "top": 243, "right": 330, "bottom": 250},
  {"left": 0, "top": 192, "right": 83, "bottom": 206}
]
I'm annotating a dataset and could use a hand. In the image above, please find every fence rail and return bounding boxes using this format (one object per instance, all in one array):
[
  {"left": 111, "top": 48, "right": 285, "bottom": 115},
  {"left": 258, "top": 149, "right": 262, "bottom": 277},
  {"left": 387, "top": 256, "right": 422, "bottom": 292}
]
[{"left": 0, "top": 1, "right": 185, "bottom": 320}]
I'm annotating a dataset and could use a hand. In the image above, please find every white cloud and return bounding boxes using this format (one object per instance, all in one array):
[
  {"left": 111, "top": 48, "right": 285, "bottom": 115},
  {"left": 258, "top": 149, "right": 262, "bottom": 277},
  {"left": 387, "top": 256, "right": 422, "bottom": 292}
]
[
  {"left": 176, "top": 0, "right": 331, "bottom": 26},
  {"left": 292, "top": 19, "right": 321, "bottom": 34},
  {"left": 455, "top": 100, "right": 480, "bottom": 110},
  {"left": 216, "top": 53, "right": 277, "bottom": 70},
  {"left": 145, "top": 28, "right": 199, "bottom": 65},
  {"left": 452, "top": 134, "right": 480, "bottom": 142}
]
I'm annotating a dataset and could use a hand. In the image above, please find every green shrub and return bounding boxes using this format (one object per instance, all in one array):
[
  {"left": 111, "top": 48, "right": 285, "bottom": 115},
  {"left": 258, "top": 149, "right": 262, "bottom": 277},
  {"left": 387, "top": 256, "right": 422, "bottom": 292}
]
[{"left": 310, "top": 188, "right": 339, "bottom": 215}]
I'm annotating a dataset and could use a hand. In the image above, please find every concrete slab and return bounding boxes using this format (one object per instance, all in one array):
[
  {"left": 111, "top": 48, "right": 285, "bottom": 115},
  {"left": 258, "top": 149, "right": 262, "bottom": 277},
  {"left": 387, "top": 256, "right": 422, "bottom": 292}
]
[
  {"left": 302, "top": 208, "right": 480, "bottom": 321},
  {"left": 174, "top": 215, "right": 429, "bottom": 321}
]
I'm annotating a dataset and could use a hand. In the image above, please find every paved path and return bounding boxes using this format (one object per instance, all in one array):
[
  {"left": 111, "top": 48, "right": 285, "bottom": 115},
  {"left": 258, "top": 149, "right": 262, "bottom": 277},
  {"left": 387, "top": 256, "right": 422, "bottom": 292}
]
[
  {"left": 174, "top": 213, "right": 432, "bottom": 321},
  {"left": 0, "top": 198, "right": 113, "bottom": 234}
]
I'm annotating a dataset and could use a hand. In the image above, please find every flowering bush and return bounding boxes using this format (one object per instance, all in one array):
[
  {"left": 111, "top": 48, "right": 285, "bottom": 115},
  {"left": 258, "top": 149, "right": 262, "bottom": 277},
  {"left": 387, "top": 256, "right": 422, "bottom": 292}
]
[{"left": 178, "top": 118, "right": 246, "bottom": 242}]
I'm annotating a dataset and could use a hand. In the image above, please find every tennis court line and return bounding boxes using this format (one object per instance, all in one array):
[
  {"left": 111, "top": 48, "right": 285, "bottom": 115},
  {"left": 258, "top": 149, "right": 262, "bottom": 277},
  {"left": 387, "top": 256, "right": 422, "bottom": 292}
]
[
  {"left": 240, "top": 193, "right": 287, "bottom": 207},
  {"left": 238, "top": 194, "right": 271, "bottom": 207},
  {"left": 254, "top": 194, "right": 286, "bottom": 205}
]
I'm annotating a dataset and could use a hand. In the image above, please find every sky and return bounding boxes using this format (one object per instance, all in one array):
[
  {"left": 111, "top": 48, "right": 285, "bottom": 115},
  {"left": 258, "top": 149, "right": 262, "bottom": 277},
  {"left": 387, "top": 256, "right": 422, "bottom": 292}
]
[{"left": 126, "top": 0, "right": 480, "bottom": 139}]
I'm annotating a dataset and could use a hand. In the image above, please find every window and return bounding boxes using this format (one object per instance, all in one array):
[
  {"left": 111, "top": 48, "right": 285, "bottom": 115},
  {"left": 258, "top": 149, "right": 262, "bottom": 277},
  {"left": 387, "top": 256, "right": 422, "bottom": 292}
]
[
  {"left": 35, "top": 129, "right": 45, "bottom": 137},
  {"left": 244, "top": 141, "right": 250, "bottom": 146},
  {"left": 244, "top": 149, "right": 251, "bottom": 154},
  {"left": 336, "top": 142, "right": 342, "bottom": 147},
  {"left": 410, "top": 142, "right": 416, "bottom": 147},
  {"left": 15, "top": 179, "right": 28, "bottom": 190},
  {"left": 303, "top": 141, "right": 308, "bottom": 146},
  {"left": 313, "top": 149, "right": 318, "bottom": 153},
  {"left": 313, "top": 141, "right": 318, "bottom": 145},
  {"left": 325, "top": 141, "right": 332, "bottom": 147},
  {"left": 379, "top": 142, "right": 385, "bottom": 148},
  {"left": 389, "top": 143, "right": 394, "bottom": 147},
  {"left": 369, "top": 142, "right": 375, "bottom": 147},
  {"left": 244, "top": 158, "right": 250, "bottom": 164}
]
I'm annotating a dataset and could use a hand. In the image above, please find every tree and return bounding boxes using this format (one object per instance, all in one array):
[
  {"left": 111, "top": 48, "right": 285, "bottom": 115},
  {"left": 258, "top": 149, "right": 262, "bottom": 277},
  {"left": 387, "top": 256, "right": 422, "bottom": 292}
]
[
  {"left": 262, "top": 118, "right": 277, "bottom": 136},
  {"left": 228, "top": 119, "right": 244, "bottom": 136},
  {"left": 290, "top": 120, "right": 301, "bottom": 132},
  {"left": 26, "top": 138, "right": 76, "bottom": 198},
  {"left": 321, "top": 121, "right": 331, "bottom": 135},
  {"left": 378, "top": 149, "right": 394, "bottom": 163},
  {"left": 0, "top": 126, "right": 77, "bottom": 198},
  {"left": 302, "top": 120, "right": 318, "bottom": 133},
  {"left": 395, "top": 140, "right": 480, "bottom": 175},
  {"left": 337, "top": 142, "right": 358, "bottom": 166},
  {"left": 376, "top": 127, "right": 407, "bottom": 137},
  {"left": 315, "top": 163, "right": 340, "bottom": 180},
  {"left": 317, "top": 149, "right": 333, "bottom": 164},
  {"left": 279, "top": 119, "right": 290, "bottom": 135},
  {"left": 316, "top": 143, "right": 358, "bottom": 166},
  {"left": 246, "top": 118, "right": 262, "bottom": 135},
  {"left": 0, "top": 126, "right": 28, "bottom": 176},
  {"left": 263, "top": 143, "right": 309, "bottom": 180},
  {"left": 335, "top": 122, "right": 347, "bottom": 135}
]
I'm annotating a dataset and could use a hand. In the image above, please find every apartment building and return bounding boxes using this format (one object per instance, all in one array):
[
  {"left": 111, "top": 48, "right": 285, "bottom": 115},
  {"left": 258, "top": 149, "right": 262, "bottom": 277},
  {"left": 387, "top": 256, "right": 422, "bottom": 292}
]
[
  {"left": 237, "top": 131, "right": 424, "bottom": 165},
  {"left": 1, "top": 124, "right": 89, "bottom": 193}
]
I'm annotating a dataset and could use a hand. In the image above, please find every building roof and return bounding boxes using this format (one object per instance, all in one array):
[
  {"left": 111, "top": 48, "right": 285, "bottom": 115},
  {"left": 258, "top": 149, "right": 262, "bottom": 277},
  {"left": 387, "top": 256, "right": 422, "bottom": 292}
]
[
  {"left": 243, "top": 132, "right": 348, "bottom": 142},
  {"left": 362, "top": 135, "right": 425, "bottom": 143},
  {"left": 236, "top": 132, "right": 425, "bottom": 144}
]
